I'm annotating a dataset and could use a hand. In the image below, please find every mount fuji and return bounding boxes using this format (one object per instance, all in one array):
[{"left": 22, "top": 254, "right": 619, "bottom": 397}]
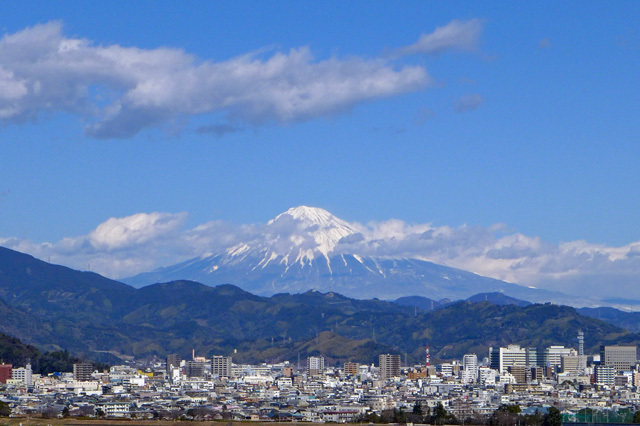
[{"left": 125, "top": 206, "right": 563, "bottom": 302}]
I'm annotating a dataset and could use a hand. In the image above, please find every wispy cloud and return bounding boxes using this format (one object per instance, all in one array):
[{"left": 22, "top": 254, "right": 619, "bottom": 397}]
[
  {"left": 538, "top": 38, "right": 551, "bottom": 49},
  {"left": 394, "top": 19, "right": 484, "bottom": 57},
  {"left": 196, "top": 124, "right": 245, "bottom": 138},
  {"left": 454, "top": 93, "right": 484, "bottom": 112}
]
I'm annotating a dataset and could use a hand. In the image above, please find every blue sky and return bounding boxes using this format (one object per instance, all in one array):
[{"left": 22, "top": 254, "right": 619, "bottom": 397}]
[{"left": 1, "top": 2, "right": 640, "bottom": 296}]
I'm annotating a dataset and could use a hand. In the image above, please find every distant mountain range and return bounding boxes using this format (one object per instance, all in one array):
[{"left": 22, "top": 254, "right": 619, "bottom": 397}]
[
  {"left": 125, "top": 206, "right": 570, "bottom": 304},
  {"left": 1, "top": 245, "right": 640, "bottom": 366},
  {"left": 393, "top": 292, "right": 532, "bottom": 312}
]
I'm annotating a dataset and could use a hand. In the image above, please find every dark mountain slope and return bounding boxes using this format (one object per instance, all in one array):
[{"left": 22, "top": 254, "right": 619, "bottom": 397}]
[
  {"left": 0, "top": 246, "right": 134, "bottom": 322},
  {"left": 578, "top": 307, "right": 640, "bottom": 332},
  {"left": 466, "top": 292, "right": 531, "bottom": 307},
  {"left": 0, "top": 245, "right": 638, "bottom": 366},
  {"left": 393, "top": 295, "right": 451, "bottom": 311}
]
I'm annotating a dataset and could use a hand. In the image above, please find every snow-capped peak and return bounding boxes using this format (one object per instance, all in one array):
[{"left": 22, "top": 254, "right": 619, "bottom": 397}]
[
  {"left": 269, "top": 206, "right": 354, "bottom": 230},
  {"left": 225, "top": 206, "right": 359, "bottom": 267},
  {"left": 268, "top": 206, "right": 358, "bottom": 252}
]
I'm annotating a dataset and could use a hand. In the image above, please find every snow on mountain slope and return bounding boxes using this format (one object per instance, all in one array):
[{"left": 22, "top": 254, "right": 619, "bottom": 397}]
[
  {"left": 124, "top": 206, "right": 568, "bottom": 303},
  {"left": 226, "top": 206, "right": 359, "bottom": 272}
]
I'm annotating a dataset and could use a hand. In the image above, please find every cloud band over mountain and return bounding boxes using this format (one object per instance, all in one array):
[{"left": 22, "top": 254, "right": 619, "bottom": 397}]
[{"left": 2, "top": 208, "right": 640, "bottom": 302}]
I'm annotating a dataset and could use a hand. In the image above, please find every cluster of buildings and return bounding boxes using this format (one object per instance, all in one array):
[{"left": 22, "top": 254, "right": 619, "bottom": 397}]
[{"left": 1, "top": 340, "right": 640, "bottom": 422}]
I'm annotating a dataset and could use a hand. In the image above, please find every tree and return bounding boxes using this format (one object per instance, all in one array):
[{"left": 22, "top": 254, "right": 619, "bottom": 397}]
[
  {"left": 42, "top": 406, "right": 59, "bottom": 419},
  {"left": 0, "top": 401, "right": 11, "bottom": 417},
  {"left": 491, "top": 405, "right": 521, "bottom": 426},
  {"left": 633, "top": 411, "right": 640, "bottom": 424},
  {"left": 413, "top": 401, "right": 423, "bottom": 415},
  {"left": 523, "top": 409, "right": 544, "bottom": 426},
  {"left": 392, "top": 408, "right": 406, "bottom": 423},
  {"left": 432, "top": 403, "right": 457, "bottom": 425},
  {"left": 544, "top": 407, "right": 562, "bottom": 426},
  {"left": 505, "top": 405, "right": 521, "bottom": 415}
]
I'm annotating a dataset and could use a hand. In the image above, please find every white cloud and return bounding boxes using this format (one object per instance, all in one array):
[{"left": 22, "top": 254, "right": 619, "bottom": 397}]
[
  {"left": 0, "top": 21, "right": 442, "bottom": 139},
  {"left": 88, "top": 212, "right": 187, "bottom": 250},
  {"left": 6, "top": 207, "right": 639, "bottom": 301},
  {"left": 332, "top": 221, "right": 640, "bottom": 300},
  {"left": 395, "top": 19, "right": 484, "bottom": 56},
  {"left": 0, "top": 212, "right": 190, "bottom": 278}
]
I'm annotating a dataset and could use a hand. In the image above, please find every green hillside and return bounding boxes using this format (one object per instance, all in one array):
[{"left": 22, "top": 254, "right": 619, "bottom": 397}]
[{"left": 0, "top": 246, "right": 638, "bottom": 365}]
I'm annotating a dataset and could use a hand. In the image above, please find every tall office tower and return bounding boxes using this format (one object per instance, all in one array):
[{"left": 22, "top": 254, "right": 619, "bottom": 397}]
[
  {"left": 166, "top": 354, "right": 181, "bottom": 374},
  {"left": 508, "top": 365, "right": 528, "bottom": 384},
  {"left": 462, "top": 354, "right": 478, "bottom": 381},
  {"left": 73, "top": 362, "right": 94, "bottom": 381},
  {"left": 600, "top": 345, "right": 637, "bottom": 371},
  {"left": 562, "top": 354, "right": 580, "bottom": 375},
  {"left": 211, "top": 355, "right": 232, "bottom": 378},
  {"left": 526, "top": 347, "right": 539, "bottom": 367},
  {"left": 306, "top": 356, "right": 325, "bottom": 377},
  {"left": 489, "top": 345, "right": 527, "bottom": 373},
  {"left": 594, "top": 365, "right": 615, "bottom": 386},
  {"left": 344, "top": 362, "right": 360, "bottom": 376},
  {"left": 544, "top": 346, "right": 572, "bottom": 370},
  {"left": 379, "top": 354, "right": 401, "bottom": 380},
  {"left": 185, "top": 360, "right": 205, "bottom": 378}
]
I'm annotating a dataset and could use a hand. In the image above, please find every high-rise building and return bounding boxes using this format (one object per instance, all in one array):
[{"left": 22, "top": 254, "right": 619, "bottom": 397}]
[
  {"left": 282, "top": 366, "right": 294, "bottom": 378},
  {"left": 600, "top": 346, "right": 637, "bottom": 371},
  {"left": 211, "top": 355, "right": 232, "bottom": 378},
  {"left": 544, "top": 346, "right": 572, "bottom": 370},
  {"left": 526, "top": 347, "right": 539, "bottom": 367},
  {"left": 562, "top": 355, "right": 580, "bottom": 375},
  {"left": 530, "top": 366, "right": 544, "bottom": 382},
  {"left": 307, "top": 356, "right": 325, "bottom": 377},
  {"left": 0, "top": 364, "right": 12, "bottom": 384},
  {"left": 508, "top": 365, "right": 528, "bottom": 384},
  {"left": 490, "top": 345, "right": 526, "bottom": 373},
  {"left": 344, "top": 362, "right": 360, "bottom": 376},
  {"left": 379, "top": 354, "right": 401, "bottom": 380},
  {"left": 73, "top": 362, "right": 94, "bottom": 381},
  {"left": 12, "top": 363, "right": 32, "bottom": 386},
  {"left": 594, "top": 365, "right": 615, "bottom": 386},
  {"left": 462, "top": 354, "right": 478, "bottom": 381},
  {"left": 166, "top": 354, "right": 181, "bottom": 374},
  {"left": 185, "top": 360, "right": 205, "bottom": 378}
]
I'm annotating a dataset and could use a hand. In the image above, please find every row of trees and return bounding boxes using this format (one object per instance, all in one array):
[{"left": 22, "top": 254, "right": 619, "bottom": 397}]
[{"left": 356, "top": 403, "right": 563, "bottom": 426}]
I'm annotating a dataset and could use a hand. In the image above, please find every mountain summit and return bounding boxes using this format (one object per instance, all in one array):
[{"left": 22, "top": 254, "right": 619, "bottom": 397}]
[
  {"left": 125, "top": 206, "right": 563, "bottom": 302},
  {"left": 231, "top": 206, "right": 358, "bottom": 269}
]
